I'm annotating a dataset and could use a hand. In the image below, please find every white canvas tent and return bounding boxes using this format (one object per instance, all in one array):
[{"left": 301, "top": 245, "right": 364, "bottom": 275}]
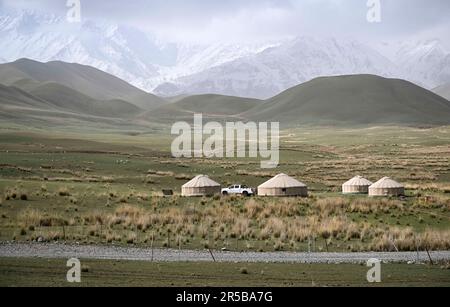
[
  {"left": 257, "top": 173, "right": 308, "bottom": 197},
  {"left": 369, "top": 177, "right": 405, "bottom": 197},
  {"left": 181, "top": 175, "right": 221, "bottom": 197},
  {"left": 342, "top": 176, "right": 373, "bottom": 194}
]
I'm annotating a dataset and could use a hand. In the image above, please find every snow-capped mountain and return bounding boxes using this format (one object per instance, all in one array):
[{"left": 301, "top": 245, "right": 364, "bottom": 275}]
[
  {"left": 0, "top": 10, "right": 161, "bottom": 88},
  {"left": 0, "top": 9, "right": 275, "bottom": 93},
  {"left": 396, "top": 40, "right": 450, "bottom": 88},
  {"left": 373, "top": 39, "right": 450, "bottom": 89},
  {"left": 154, "top": 37, "right": 402, "bottom": 99},
  {"left": 0, "top": 9, "right": 449, "bottom": 99}
]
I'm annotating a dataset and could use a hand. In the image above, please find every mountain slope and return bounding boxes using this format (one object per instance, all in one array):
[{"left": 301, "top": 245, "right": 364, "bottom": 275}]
[
  {"left": 146, "top": 94, "right": 261, "bottom": 122},
  {"left": 0, "top": 83, "right": 55, "bottom": 110},
  {"left": 154, "top": 37, "right": 401, "bottom": 99},
  {"left": 392, "top": 40, "right": 450, "bottom": 89},
  {"left": 0, "top": 83, "right": 106, "bottom": 124},
  {"left": 433, "top": 83, "right": 450, "bottom": 100},
  {"left": 28, "top": 82, "right": 142, "bottom": 118},
  {"left": 0, "top": 9, "right": 274, "bottom": 95},
  {"left": 0, "top": 81, "right": 142, "bottom": 120},
  {"left": 244, "top": 75, "right": 450, "bottom": 126},
  {"left": 0, "top": 59, "right": 165, "bottom": 110},
  {"left": 2, "top": 71, "right": 449, "bottom": 128},
  {"left": 1, "top": 10, "right": 449, "bottom": 99},
  {"left": 0, "top": 10, "right": 163, "bottom": 90}
]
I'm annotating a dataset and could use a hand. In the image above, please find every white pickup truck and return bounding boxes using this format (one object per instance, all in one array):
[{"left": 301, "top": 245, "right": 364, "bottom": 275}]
[{"left": 221, "top": 185, "right": 254, "bottom": 196}]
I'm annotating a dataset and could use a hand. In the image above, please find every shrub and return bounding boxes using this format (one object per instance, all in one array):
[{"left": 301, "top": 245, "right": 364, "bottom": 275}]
[
  {"left": 126, "top": 236, "right": 136, "bottom": 244},
  {"left": 18, "top": 209, "right": 68, "bottom": 227},
  {"left": 58, "top": 187, "right": 71, "bottom": 197}
]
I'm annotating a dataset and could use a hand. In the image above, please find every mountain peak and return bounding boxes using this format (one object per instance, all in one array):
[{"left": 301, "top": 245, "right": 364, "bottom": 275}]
[{"left": 0, "top": 9, "right": 449, "bottom": 98}]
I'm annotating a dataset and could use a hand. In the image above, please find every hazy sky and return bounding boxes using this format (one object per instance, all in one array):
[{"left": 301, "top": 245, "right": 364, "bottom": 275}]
[{"left": 1, "top": 0, "right": 449, "bottom": 45}]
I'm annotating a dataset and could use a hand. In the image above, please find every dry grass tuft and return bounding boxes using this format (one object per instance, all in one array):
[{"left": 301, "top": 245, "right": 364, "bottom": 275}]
[
  {"left": 18, "top": 209, "right": 68, "bottom": 227},
  {"left": 58, "top": 187, "right": 71, "bottom": 197}
]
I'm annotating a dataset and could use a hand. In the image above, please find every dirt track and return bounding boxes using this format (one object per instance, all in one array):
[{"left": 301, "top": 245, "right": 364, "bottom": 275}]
[{"left": 1, "top": 242, "right": 449, "bottom": 264}]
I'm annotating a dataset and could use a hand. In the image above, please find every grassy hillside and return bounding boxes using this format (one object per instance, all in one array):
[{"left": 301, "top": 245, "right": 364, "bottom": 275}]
[
  {"left": 0, "top": 84, "right": 144, "bottom": 128},
  {"left": 0, "top": 59, "right": 165, "bottom": 110},
  {"left": 0, "top": 83, "right": 54, "bottom": 110},
  {"left": 244, "top": 75, "right": 450, "bottom": 127},
  {"left": 2, "top": 60, "right": 450, "bottom": 128},
  {"left": 29, "top": 82, "right": 142, "bottom": 118},
  {"left": 146, "top": 94, "right": 261, "bottom": 122},
  {"left": 148, "top": 75, "right": 450, "bottom": 127}
]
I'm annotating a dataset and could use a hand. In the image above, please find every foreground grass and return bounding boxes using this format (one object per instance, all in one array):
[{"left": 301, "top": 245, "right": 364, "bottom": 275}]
[
  {"left": 1, "top": 191, "right": 449, "bottom": 252},
  {"left": 0, "top": 257, "right": 449, "bottom": 287}
]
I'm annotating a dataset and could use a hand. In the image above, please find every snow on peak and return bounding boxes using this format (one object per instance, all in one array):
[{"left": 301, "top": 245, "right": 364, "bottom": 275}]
[{"left": 0, "top": 9, "right": 449, "bottom": 98}]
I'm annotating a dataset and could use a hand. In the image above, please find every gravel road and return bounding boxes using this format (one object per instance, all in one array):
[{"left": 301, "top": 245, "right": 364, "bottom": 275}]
[{"left": 1, "top": 242, "right": 450, "bottom": 264}]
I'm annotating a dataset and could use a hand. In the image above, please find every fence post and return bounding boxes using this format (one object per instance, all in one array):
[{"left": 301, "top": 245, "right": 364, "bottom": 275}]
[
  {"left": 389, "top": 235, "right": 399, "bottom": 252},
  {"left": 167, "top": 229, "right": 171, "bottom": 248},
  {"left": 425, "top": 246, "right": 434, "bottom": 265},
  {"left": 151, "top": 232, "right": 154, "bottom": 262},
  {"left": 136, "top": 226, "right": 139, "bottom": 244},
  {"left": 208, "top": 249, "right": 216, "bottom": 262},
  {"left": 415, "top": 235, "right": 420, "bottom": 263}
]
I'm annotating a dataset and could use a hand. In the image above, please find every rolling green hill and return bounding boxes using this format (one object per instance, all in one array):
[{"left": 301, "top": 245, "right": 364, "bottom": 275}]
[
  {"left": 0, "top": 83, "right": 141, "bottom": 127},
  {"left": 2, "top": 60, "right": 450, "bottom": 129},
  {"left": 244, "top": 75, "right": 450, "bottom": 126},
  {"left": 0, "top": 59, "right": 165, "bottom": 110},
  {"left": 146, "top": 94, "right": 262, "bottom": 122},
  {"left": 0, "top": 83, "right": 54, "bottom": 110},
  {"left": 28, "top": 82, "right": 142, "bottom": 118}
]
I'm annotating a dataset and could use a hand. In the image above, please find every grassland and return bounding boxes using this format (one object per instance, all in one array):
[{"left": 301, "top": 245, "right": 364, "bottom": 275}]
[
  {"left": 0, "top": 125, "right": 449, "bottom": 253},
  {"left": 1, "top": 257, "right": 449, "bottom": 287}
]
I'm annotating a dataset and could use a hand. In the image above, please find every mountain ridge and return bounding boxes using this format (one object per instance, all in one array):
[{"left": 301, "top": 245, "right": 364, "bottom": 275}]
[
  {"left": 0, "top": 58, "right": 165, "bottom": 110},
  {"left": 1, "top": 9, "right": 449, "bottom": 99},
  {"left": 1, "top": 59, "right": 450, "bottom": 128}
]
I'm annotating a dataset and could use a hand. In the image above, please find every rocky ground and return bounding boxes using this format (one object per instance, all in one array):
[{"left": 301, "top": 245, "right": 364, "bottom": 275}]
[{"left": 1, "top": 242, "right": 449, "bottom": 264}]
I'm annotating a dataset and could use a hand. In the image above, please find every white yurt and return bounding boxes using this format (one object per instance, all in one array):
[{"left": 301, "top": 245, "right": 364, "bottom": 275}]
[
  {"left": 342, "top": 176, "right": 373, "bottom": 194},
  {"left": 181, "top": 175, "right": 221, "bottom": 197},
  {"left": 257, "top": 173, "right": 308, "bottom": 197},
  {"left": 369, "top": 177, "right": 405, "bottom": 197}
]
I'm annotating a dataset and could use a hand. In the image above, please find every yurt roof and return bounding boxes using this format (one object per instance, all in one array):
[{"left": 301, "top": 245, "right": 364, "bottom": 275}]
[
  {"left": 182, "top": 175, "right": 220, "bottom": 188},
  {"left": 343, "top": 176, "right": 373, "bottom": 186},
  {"left": 258, "top": 173, "right": 307, "bottom": 189},
  {"left": 370, "top": 177, "right": 403, "bottom": 189}
]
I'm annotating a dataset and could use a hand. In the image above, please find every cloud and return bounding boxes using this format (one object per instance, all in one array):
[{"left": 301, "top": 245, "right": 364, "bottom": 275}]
[{"left": 1, "top": 0, "right": 448, "bottom": 45}]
